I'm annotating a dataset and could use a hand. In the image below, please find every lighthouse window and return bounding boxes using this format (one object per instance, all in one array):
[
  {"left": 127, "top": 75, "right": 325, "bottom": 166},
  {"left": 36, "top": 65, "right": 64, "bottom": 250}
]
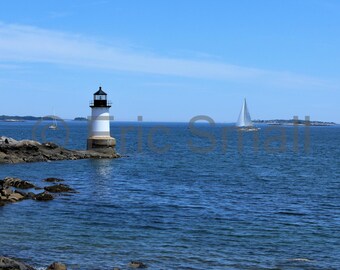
[{"left": 95, "top": 95, "right": 106, "bottom": 100}]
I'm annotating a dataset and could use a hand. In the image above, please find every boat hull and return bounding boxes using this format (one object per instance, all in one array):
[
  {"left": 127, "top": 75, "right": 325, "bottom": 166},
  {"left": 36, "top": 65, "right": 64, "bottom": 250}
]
[{"left": 237, "top": 127, "right": 260, "bottom": 132}]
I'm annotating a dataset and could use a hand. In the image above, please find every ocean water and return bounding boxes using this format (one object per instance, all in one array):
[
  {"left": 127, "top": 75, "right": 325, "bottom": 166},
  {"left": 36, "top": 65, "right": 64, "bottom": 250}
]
[{"left": 0, "top": 121, "right": 339, "bottom": 270}]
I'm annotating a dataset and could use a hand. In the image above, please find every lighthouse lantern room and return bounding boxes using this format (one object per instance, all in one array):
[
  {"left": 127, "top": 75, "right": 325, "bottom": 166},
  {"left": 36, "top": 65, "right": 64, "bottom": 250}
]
[
  {"left": 87, "top": 86, "right": 116, "bottom": 150},
  {"left": 92, "top": 87, "right": 110, "bottom": 107}
]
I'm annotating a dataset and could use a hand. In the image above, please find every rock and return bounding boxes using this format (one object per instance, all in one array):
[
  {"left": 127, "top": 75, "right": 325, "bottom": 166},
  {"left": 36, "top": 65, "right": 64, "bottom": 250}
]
[
  {"left": 14, "top": 140, "right": 41, "bottom": 147},
  {"left": 17, "top": 181, "right": 35, "bottom": 189},
  {"left": 0, "top": 256, "right": 35, "bottom": 270},
  {"left": 0, "top": 136, "right": 18, "bottom": 145},
  {"left": 3, "top": 177, "right": 35, "bottom": 189},
  {"left": 128, "top": 261, "right": 147, "bottom": 268},
  {"left": 44, "top": 184, "right": 75, "bottom": 193},
  {"left": 8, "top": 192, "right": 25, "bottom": 202},
  {"left": 1, "top": 187, "right": 13, "bottom": 196},
  {"left": 0, "top": 137, "right": 120, "bottom": 164},
  {"left": 33, "top": 191, "right": 54, "bottom": 201},
  {"left": 42, "top": 142, "right": 59, "bottom": 149},
  {"left": 0, "top": 200, "right": 5, "bottom": 207},
  {"left": 15, "top": 190, "right": 28, "bottom": 197},
  {"left": 46, "top": 262, "right": 67, "bottom": 270},
  {"left": 25, "top": 192, "right": 36, "bottom": 199},
  {"left": 113, "top": 268, "right": 121, "bottom": 270},
  {"left": 43, "top": 178, "right": 65, "bottom": 183}
]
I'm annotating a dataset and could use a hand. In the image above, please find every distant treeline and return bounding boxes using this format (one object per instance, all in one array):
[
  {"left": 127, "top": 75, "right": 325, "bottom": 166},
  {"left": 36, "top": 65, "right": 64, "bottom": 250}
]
[
  {"left": 0, "top": 115, "right": 45, "bottom": 121},
  {"left": 0, "top": 115, "right": 90, "bottom": 121},
  {"left": 74, "top": 117, "right": 88, "bottom": 121},
  {"left": 253, "top": 119, "right": 336, "bottom": 126}
]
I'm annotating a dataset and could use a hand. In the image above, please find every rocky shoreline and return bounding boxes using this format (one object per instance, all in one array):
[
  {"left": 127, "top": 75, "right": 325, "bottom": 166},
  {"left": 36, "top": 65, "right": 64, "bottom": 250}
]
[
  {"left": 0, "top": 177, "right": 75, "bottom": 207},
  {"left": 0, "top": 137, "right": 147, "bottom": 270},
  {"left": 0, "top": 256, "right": 148, "bottom": 269},
  {"left": 1, "top": 177, "right": 73, "bottom": 269},
  {"left": 0, "top": 177, "right": 148, "bottom": 269},
  {"left": 0, "top": 257, "right": 63, "bottom": 270},
  {"left": 0, "top": 136, "right": 120, "bottom": 164}
]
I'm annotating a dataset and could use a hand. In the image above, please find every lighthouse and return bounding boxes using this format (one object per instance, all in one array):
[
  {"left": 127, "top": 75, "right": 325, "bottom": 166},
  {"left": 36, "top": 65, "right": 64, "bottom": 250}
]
[{"left": 87, "top": 86, "right": 116, "bottom": 150}]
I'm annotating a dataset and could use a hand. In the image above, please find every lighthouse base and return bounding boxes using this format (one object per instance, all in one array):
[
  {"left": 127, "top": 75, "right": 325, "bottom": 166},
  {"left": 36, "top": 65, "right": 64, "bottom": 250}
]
[{"left": 87, "top": 136, "right": 116, "bottom": 150}]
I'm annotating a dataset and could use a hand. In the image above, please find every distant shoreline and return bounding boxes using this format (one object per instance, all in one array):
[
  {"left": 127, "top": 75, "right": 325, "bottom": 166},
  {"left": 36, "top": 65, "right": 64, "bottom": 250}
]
[
  {"left": 0, "top": 115, "right": 53, "bottom": 121},
  {"left": 0, "top": 115, "right": 337, "bottom": 125},
  {"left": 0, "top": 115, "right": 87, "bottom": 122},
  {"left": 253, "top": 119, "right": 336, "bottom": 126}
]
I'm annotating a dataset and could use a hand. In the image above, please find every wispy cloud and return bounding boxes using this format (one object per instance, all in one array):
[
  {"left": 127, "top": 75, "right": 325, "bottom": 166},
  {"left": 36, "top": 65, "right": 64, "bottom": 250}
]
[{"left": 0, "top": 22, "right": 336, "bottom": 89}]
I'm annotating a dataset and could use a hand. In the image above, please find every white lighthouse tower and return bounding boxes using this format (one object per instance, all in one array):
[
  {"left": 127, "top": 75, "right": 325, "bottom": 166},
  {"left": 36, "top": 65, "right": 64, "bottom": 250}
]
[{"left": 87, "top": 86, "right": 116, "bottom": 150}]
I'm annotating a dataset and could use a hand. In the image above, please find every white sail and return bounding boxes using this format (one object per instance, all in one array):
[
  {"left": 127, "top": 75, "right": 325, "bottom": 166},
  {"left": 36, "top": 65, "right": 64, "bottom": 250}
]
[
  {"left": 49, "top": 110, "right": 58, "bottom": 130},
  {"left": 236, "top": 98, "right": 253, "bottom": 127}
]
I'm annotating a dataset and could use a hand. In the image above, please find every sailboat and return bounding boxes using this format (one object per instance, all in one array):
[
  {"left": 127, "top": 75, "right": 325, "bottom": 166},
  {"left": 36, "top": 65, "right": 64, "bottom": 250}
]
[
  {"left": 49, "top": 114, "right": 58, "bottom": 130},
  {"left": 236, "top": 98, "right": 259, "bottom": 131}
]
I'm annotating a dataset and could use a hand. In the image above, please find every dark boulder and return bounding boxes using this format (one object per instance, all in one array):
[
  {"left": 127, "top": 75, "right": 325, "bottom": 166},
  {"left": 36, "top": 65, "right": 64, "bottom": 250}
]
[
  {"left": 14, "top": 190, "right": 28, "bottom": 197},
  {"left": 42, "top": 142, "right": 59, "bottom": 149},
  {"left": 33, "top": 191, "right": 54, "bottom": 201},
  {"left": 3, "top": 177, "right": 35, "bottom": 189},
  {"left": 46, "top": 262, "right": 67, "bottom": 270},
  {"left": 128, "top": 261, "right": 148, "bottom": 268},
  {"left": 25, "top": 192, "right": 36, "bottom": 199},
  {"left": 44, "top": 184, "right": 75, "bottom": 193},
  {"left": 0, "top": 256, "right": 35, "bottom": 270},
  {"left": 43, "top": 178, "right": 65, "bottom": 183}
]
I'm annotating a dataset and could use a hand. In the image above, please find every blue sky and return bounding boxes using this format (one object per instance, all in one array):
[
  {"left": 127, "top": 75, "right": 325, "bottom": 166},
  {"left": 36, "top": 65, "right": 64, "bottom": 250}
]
[{"left": 0, "top": 0, "right": 339, "bottom": 122}]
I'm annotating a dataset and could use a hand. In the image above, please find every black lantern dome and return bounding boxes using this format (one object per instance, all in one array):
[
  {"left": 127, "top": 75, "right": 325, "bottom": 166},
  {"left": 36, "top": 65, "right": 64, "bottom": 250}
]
[{"left": 90, "top": 86, "right": 111, "bottom": 108}]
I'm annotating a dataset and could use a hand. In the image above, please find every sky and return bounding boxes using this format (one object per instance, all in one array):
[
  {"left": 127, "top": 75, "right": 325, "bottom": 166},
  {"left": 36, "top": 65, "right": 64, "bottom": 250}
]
[{"left": 0, "top": 0, "right": 339, "bottom": 122}]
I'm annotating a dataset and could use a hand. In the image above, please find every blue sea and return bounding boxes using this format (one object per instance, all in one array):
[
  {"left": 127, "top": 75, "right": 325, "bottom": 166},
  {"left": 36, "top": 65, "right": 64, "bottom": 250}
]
[{"left": 0, "top": 120, "right": 339, "bottom": 269}]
